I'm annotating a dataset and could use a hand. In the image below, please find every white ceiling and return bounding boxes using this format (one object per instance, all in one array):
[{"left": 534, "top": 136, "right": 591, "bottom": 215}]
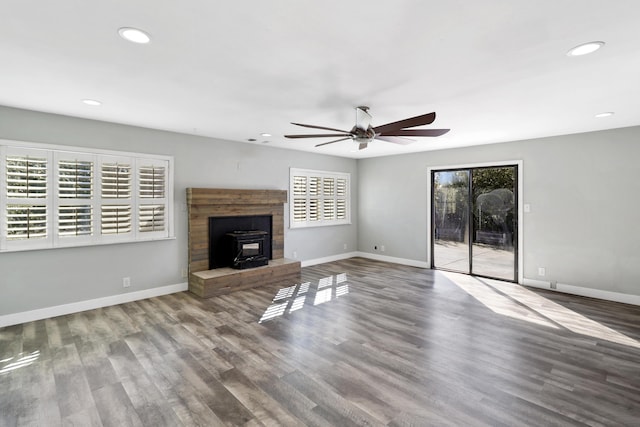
[{"left": 2, "top": 1, "right": 640, "bottom": 159}]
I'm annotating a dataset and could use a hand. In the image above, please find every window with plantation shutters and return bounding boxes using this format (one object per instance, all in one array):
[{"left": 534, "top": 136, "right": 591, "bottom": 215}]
[
  {"left": 1, "top": 142, "right": 173, "bottom": 252},
  {"left": 289, "top": 168, "right": 350, "bottom": 228}
]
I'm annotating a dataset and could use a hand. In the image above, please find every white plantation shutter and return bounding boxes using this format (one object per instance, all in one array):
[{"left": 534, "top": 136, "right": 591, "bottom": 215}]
[
  {"left": 289, "top": 168, "right": 350, "bottom": 228},
  {"left": 137, "top": 159, "right": 168, "bottom": 237},
  {"left": 336, "top": 178, "right": 348, "bottom": 220},
  {"left": 309, "top": 176, "right": 321, "bottom": 196},
  {"left": 53, "top": 153, "right": 95, "bottom": 244},
  {"left": 99, "top": 156, "right": 132, "bottom": 238},
  {"left": 101, "top": 205, "right": 132, "bottom": 235},
  {"left": 2, "top": 147, "right": 52, "bottom": 248},
  {"left": 292, "top": 176, "right": 307, "bottom": 222},
  {"left": 139, "top": 165, "right": 165, "bottom": 198},
  {"left": 6, "top": 205, "right": 47, "bottom": 240},
  {"left": 58, "top": 159, "right": 92, "bottom": 198},
  {"left": 293, "top": 198, "right": 306, "bottom": 222},
  {"left": 58, "top": 206, "right": 92, "bottom": 236},
  {"left": 323, "top": 178, "right": 335, "bottom": 220},
  {"left": 6, "top": 155, "right": 47, "bottom": 198},
  {"left": 309, "top": 198, "right": 320, "bottom": 222},
  {"left": 1, "top": 142, "right": 173, "bottom": 252},
  {"left": 101, "top": 162, "right": 132, "bottom": 199},
  {"left": 138, "top": 204, "right": 165, "bottom": 232}
]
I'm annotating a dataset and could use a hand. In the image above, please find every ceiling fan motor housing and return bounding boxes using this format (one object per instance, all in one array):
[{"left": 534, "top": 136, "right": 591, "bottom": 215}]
[{"left": 350, "top": 125, "right": 376, "bottom": 143}]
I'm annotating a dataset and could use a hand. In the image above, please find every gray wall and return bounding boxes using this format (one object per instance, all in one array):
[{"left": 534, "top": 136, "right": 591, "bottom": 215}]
[
  {"left": 0, "top": 106, "right": 358, "bottom": 315},
  {"left": 3, "top": 104, "right": 639, "bottom": 315},
  {"left": 358, "top": 126, "right": 640, "bottom": 298}
]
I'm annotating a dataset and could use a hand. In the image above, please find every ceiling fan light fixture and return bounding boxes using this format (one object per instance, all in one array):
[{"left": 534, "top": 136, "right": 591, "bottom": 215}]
[
  {"left": 118, "top": 27, "right": 151, "bottom": 44},
  {"left": 567, "top": 41, "right": 604, "bottom": 57}
]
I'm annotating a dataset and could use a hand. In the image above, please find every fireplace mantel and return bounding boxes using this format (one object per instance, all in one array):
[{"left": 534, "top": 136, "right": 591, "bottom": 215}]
[{"left": 186, "top": 188, "right": 300, "bottom": 297}]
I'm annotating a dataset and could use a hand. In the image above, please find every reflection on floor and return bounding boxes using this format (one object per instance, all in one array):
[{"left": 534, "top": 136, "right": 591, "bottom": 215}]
[
  {"left": 259, "top": 273, "right": 350, "bottom": 323},
  {"left": 0, "top": 350, "right": 40, "bottom": 374},
  {"left": 441, "top": 270, "right": 640, "bottom": 349}
]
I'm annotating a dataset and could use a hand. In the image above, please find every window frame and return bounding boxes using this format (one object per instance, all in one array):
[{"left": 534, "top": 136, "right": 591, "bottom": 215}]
[
  {"left": 0, "top": 139, "right": 174, "bottom": 252},
  {"left": 289, "top": 168, "right": 351, "bottom": 229}
]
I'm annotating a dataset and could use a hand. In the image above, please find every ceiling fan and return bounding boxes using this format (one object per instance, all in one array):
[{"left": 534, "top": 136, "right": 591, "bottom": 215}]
[{"left": 284, "top": 106, "right": 450, "bottom": 150}]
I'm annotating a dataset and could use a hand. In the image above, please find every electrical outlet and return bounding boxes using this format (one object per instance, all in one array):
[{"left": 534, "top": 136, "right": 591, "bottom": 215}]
[
  {"left": 181, "top": 268, "right": 188, "bottom": 278},
  {"left": 538, "top": 267, "right": 546, "bottom": 277},
  {"left": 381, "top": 245, "right": 385, "bottom": 252},
  {"left": 293, "top": 251, "right": 297, "bottom": 259},
  {"left": 122, "top": 277, "right": 131, "bottom": 288},
  {"left": 343, "top": 243, "right": 347, "bottom": 250}
]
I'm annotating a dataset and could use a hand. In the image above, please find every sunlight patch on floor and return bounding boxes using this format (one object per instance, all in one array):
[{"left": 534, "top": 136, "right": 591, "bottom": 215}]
[
  {"left": 259, "top": 274, "right": 350, "bottom": 323},
  {"left": 0, "top": 350, "right": 40, "bottom": 374},
  {"left": 442, "top": 271, "right": 640, "bottom": 349},
  {"left": 442, "top": 271, "right": 559, "bottom": 329}
]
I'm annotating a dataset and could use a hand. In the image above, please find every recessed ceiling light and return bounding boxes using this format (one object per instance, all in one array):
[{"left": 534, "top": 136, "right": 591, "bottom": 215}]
[
  {"left": 82, "top": 99, "right": 102, "bottom": 106},
  {"left": 260, "top": 133, "right": 272, "bottom": 137},
  {"left": 567, "top": 41, "right": 605, "bottom": 57},
  {"left": 595, "top": 111, "right": 614, "bottom": 118},
  {"left": 118, "top": 27, "right": 151, "bottom": 44}
]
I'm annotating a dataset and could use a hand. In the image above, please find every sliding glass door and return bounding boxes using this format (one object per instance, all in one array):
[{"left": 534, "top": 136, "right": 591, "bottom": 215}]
[
  {"left": 431, "top": 165, "right": 517, "bottom": 281},
  {"left": 432, "top": 170, "right": 470, "bottom": 273}
]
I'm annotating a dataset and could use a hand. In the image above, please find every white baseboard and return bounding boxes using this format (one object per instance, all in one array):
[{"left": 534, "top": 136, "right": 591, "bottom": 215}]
[
  {"left": 523, "top": 278, "right": 640, "bottom": 306},
  {"left": 301, "top": 252, "right": 430, "bottom": 269},
  {"left": 301, "top": 252, "right": 359, "bottom": 267},
  {"left": 0, "top": 282, "right": 188, "bottom": 328},
  {"left": 355, "top": 251, "right": 430, "bottom": 269}
]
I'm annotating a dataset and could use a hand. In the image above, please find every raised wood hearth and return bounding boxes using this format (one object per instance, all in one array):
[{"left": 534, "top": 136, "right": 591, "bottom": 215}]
[
  {"left": 190, "top": 258, "right": 301, "bottom": 298},
  {"left": 186, "top": 188, "right": 301, "bottom": 297}
]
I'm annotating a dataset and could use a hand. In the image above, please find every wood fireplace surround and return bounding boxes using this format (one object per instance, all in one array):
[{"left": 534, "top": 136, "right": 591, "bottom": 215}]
[{"left": 186, "top": 188, "right": 301, "bottom": 297}]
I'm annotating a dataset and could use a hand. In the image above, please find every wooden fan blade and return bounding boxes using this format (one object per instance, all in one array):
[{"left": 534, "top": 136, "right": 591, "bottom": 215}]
[
  {"left": 375, "top": 135, "right": 415, "bottom": 145},
  {"left": 315, "top": 137, "right": 352, "bottom": 147},
  {"left": 373, "top": 112, "right": 436, "bottom": 134},
  {"left": 379, "top": 128, "right": 450, "bottom": 137},
  {"left": 291, "top": 122, "right": 350, "bottom": 133},
  {"left": 285, "top": 133, "right": 351, "bottom": 139}
]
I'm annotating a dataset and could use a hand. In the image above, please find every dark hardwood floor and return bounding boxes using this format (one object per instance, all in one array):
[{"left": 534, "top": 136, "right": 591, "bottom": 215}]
[{"left": 1, "top": 257, "right": 640, "bottom": 426}]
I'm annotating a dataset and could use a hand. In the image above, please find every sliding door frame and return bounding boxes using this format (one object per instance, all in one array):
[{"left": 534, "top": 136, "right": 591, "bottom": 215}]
[{"left": 427, "top": 160, "right": 524, "bottom": 284}]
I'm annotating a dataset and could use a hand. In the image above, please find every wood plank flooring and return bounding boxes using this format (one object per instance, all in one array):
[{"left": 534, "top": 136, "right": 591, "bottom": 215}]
[{"left": 1, "top": 257, "right": 640, "bottom": 426}]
